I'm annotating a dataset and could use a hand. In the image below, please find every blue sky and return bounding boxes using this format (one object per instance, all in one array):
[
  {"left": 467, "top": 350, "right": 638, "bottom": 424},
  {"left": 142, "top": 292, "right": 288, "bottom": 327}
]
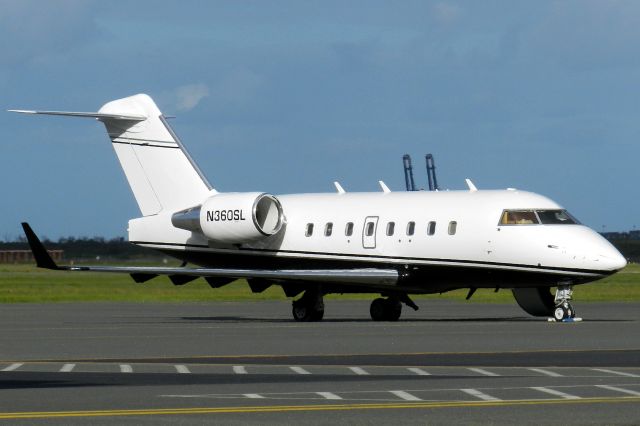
[{"left": 1, "top": 0, "right": 639, "bottom": 239}]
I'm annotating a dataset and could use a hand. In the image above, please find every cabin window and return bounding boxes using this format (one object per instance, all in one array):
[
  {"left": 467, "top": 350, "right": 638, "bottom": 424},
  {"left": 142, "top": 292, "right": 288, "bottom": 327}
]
[
  {"left": 427, "top": 221, "right": 436, "bottom": 235},
  {"left": 365, "top": 222, "right": 375, "bottom": 236},
  {"left": 448, "top": 221, "right": 457, "bottom": 235},
  {"left": 536, "top": 210, "right": 579, "bottom": 225},
  {"left": 406, "top": 221, "right": 415, "bottom": 236},
  {"left": 345, "top": 222, "right": 354, "bottom": 236},
  {"left": 305, "top": 223, "right": 314, "bottom": 237},
  {"left": 325, "top": 222, "right": 333, "bottom": 236},
  {"left": 386, "top": 222, "right": 395, "bottom": 236}
]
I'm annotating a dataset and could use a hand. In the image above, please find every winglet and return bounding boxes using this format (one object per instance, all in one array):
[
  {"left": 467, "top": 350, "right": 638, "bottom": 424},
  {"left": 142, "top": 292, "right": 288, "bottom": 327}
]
[
  {"left": 378, "top": 181, "right": 391, "bottom": 193},
  {"left": 20, "top": 223, "right": 60, "bottom": 270}
]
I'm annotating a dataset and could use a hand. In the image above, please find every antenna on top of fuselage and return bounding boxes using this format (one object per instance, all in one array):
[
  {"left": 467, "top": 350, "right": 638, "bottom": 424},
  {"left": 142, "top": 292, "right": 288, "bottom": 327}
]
[{"left": 378, "top": 181, "right": 391, "bottom": 193}]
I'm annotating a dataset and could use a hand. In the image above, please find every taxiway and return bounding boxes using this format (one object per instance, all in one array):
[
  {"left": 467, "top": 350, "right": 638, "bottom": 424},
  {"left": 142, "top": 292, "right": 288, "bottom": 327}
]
[{"left": 0, "top": 300, "right": 637, "bottom": 424}]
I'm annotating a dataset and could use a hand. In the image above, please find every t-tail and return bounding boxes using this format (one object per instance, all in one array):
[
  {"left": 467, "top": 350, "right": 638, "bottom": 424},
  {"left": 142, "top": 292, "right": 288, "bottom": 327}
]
[{"left": 11, "top": 94, "right": 213, "bottom": 216}]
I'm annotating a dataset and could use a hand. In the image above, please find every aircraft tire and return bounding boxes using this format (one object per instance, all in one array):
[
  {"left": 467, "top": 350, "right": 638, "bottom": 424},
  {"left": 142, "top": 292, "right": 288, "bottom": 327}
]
[
  {"left": 553, "top": 301, "right": 575, "bottom": 321},
  {"left": 370, "top": 298, "right": 387, "bottom": 321},
  {"left": 310, "top": 308, "right": 324, "bottom": 321},
  {"left": 386, "top": 299, "right": 402, "bottom": 321},
  {"left": 292, "top": 303, "right": 312, "bottom": 322},
  {"left": 292, "top": 302, "right": 324, "bottom": 322},
  {"left": 370, "top": 298, "right": 402, "bottom": 321}
]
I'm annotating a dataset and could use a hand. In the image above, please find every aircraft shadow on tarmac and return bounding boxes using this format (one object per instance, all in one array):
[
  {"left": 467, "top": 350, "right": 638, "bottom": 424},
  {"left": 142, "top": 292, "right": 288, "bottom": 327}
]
[
  {"left": 0, "top": 371, "right": 468, "bottom": 390},
  {"left": 177, "top": 316, "right": 630, "bottom": 323}
]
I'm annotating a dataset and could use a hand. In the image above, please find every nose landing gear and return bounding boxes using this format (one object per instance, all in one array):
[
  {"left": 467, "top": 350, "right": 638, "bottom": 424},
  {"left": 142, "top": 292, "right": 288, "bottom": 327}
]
[{"left": 549, "top": 284, "right": 582, "bottom": 323}]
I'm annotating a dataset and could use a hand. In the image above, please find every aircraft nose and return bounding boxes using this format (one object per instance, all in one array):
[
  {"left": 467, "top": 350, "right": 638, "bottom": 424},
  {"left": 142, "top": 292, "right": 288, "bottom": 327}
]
[
  {"left": 597, "top": 246, "right": 627, "bottom": 271},
  {"left": 597, "top": 238, "right": 627, "bottom": 271}
]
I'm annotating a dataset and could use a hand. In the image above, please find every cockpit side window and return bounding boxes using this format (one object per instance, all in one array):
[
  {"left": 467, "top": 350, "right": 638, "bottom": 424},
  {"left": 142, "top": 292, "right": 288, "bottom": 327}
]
[
  {"left": 499, "top": 210, "right": 539, "bottom": 225},
  {"left": 536, "top": 210, "right": 579, "bottom": 225}
]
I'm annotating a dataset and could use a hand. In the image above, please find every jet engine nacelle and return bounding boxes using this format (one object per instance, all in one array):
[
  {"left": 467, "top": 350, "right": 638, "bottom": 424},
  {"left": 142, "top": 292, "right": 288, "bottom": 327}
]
[{"left": 172, "top": 192, "right": 284, "bottom": 244}]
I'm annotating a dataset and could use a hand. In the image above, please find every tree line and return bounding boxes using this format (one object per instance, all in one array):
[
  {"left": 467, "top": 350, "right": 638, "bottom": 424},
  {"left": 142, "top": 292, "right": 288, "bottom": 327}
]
[{"left": 0, "top": 236, "right": 163, "bottom": 261}]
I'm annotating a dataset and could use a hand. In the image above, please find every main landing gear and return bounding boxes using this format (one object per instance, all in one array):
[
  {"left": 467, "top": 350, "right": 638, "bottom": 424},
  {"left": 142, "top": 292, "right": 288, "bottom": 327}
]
[
  {"left": 549, "top": 284, "right": 582, "bottom": 323},
  {"left": 370, "top": 298, "right": 402, "bottom": 321},
  {"left": 292, "top": 289, "right": 324, "bottom": 322},
  {"left": 370, "top": 294, "right": 419, "bottom": 321}
]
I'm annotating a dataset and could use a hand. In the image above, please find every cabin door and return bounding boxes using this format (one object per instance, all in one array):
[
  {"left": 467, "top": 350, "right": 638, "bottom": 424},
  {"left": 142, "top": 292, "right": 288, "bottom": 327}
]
[{"left": 362, "top": 216, "right": 379, "bottom": 249}]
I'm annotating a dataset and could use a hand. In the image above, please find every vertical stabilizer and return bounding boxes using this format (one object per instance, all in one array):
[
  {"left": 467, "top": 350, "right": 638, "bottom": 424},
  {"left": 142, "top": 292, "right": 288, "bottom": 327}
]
[{"left": 97, "top": 94, "right": 213, "bottom": 216}]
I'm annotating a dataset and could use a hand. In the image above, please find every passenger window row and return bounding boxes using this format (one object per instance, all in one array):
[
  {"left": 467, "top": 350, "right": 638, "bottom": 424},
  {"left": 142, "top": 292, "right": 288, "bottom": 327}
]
[{"left": 305, "top": 221, "right": 457, "bottom": 237}]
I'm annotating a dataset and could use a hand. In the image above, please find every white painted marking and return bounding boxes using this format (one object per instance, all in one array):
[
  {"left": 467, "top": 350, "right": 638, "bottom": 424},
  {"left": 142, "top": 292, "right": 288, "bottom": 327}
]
[
  {"left": 596, "top": 385, "right": 640, "bottom": 397},
  {"left": 349, "top": 367, "right": 369, "bottom": 375},
  {"left": 460, "top": 388, "right": 501, "bottom": 401},
  {"left": 528, "top": 368, "right": 563, "bottom": 377},
  {"left": 390, "top": 390, "right": 422, "bottom": 401},
  {"left": 244, "top": 393, "right": 264, "bottom": 399},
  {"left": 2, "top": 363, "right": 23, "bottom": 372},
  {"left": 531, "top": 387, "right": 581, "bottom": 399},
  {"left": 592, "top": 368, "right": 640, "bottom": 378},
  {"left": 120, "top": 364, "right": 133, "bottom": 373},
  {"left": 175, "top": 365, "right": 190, "bottom": 374},
  {"left": 317, "top": 392, "right": 342, "bottom": 400},
  {"left": 468, "top": 368, "right": 500, "bottom": 377},
  {"left": 407, "top": 367, "right": 431, "bottom": 376},
  {"left": 60, "top": 363, "right": 75, "bottom": 372},
  {"left": 290, "top": 366, "right": 311, "bottom": 375},
  {"left": 233, "top": 366, "right": 248, "bottom": 374}
]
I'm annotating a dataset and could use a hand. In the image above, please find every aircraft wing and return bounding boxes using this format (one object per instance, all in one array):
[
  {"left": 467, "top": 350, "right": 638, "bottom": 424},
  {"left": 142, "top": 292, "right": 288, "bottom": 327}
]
[{"left": 21, "top": 223, "right": 399, "bottom": 287}]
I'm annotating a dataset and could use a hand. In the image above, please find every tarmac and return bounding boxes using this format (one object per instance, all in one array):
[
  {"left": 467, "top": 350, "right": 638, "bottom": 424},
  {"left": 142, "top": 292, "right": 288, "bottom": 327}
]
[{"left": 0, "top": 299, "right": 638, "bottom": 425}]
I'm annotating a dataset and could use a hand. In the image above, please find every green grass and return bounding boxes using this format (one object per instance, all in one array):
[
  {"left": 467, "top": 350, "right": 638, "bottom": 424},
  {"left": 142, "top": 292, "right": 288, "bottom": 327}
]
[{"left": 0, "top": 263, "right": 639, "bottom": 304}]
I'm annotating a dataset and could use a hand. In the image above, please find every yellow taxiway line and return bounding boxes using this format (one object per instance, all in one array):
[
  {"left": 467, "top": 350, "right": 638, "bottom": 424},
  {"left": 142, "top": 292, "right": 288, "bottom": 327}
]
[{"left": 0, "top": 397, "right": 638, "bottom": 419}]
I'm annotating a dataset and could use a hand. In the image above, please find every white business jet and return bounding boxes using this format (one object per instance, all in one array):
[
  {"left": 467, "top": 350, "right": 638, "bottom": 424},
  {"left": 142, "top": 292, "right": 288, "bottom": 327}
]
[{"left": 11, "top": 94, "right": 626, "bottom": 322}]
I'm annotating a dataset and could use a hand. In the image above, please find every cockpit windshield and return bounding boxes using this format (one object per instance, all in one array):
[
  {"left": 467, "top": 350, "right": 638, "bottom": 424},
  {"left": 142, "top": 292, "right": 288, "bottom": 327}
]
[{"left": 499, "top": 209, "right": 579, "bottom": 226}]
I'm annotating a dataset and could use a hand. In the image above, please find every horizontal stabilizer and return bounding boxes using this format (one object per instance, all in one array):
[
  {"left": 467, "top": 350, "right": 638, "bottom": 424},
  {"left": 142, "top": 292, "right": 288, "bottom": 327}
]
[{"left": 8, "top": 110, "right": 146, "bottom": 122}]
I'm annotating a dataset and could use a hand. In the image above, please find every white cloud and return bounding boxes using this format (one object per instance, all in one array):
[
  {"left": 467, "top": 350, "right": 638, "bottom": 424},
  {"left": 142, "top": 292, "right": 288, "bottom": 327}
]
[{"left": 174, "top": 83, "right": 210, "bottom": 112}]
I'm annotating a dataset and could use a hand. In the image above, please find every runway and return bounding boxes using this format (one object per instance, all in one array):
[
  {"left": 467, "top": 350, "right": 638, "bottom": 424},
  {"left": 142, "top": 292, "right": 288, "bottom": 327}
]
[{"left": 0, "top": 300, "right": 638, "bottom": 424}]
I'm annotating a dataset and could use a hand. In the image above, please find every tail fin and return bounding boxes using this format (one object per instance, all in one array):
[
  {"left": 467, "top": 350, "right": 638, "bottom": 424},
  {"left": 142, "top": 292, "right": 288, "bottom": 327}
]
[
  {"left": 12, "top": 94, "right": 213, "bottom": 216},
  {"left": 99, "top": 94, "right": 213, "bottom": 215}
]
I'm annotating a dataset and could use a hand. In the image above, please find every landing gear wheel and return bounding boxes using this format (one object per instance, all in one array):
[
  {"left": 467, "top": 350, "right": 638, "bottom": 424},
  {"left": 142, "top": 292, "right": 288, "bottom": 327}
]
[
  {"left": 370, "top": 298, "right": 402, "bottom": 321},
  {"left": 386, "top": 299, "right": 402, "bottom": 321},
  {"left": 292, "top": 290, "right": 324, "bottom": 322},
  {"left": 292, "top": 303, "right": 324, "bottom": 322},
  {"left": 370, "top": 298, "right": 387, "bottom": 321},
  {"left": 553, "top": 301, "right": 575, "bottom": 321},
  {"left": 310, "top": 308, "right": 324, "bottom": 321},
  {"left": 292, "top": 304, "right": 312, "bottom": 322}
]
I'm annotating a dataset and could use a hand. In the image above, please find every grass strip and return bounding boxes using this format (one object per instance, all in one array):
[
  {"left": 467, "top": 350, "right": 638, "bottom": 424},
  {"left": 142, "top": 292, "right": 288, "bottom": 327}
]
[{"left": 0, "top": 264, "right": 638, "bottom": 303}]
